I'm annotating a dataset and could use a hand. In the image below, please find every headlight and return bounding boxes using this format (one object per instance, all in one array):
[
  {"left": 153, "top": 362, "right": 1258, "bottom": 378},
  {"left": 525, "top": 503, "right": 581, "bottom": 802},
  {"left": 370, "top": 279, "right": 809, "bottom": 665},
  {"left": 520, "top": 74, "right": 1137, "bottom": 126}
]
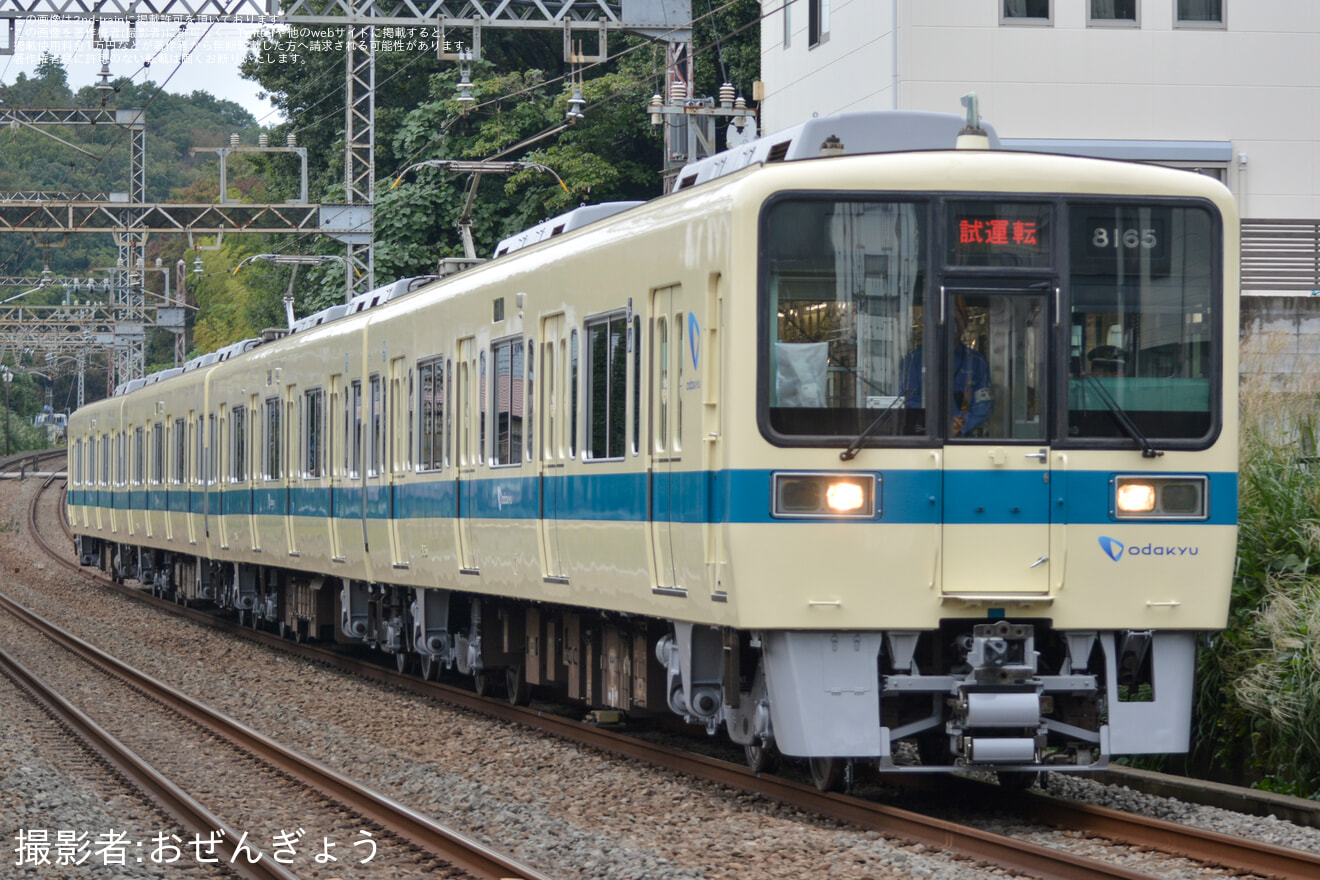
[
  {"left": 1115, "top": 482, "right": 1156, "bottom": 513},
  {"left": 774, "top": 473, "right": 877, "bottom": 519},
  {"left": 1113, "top": 475, "right": 1207, "bottom": 520}
]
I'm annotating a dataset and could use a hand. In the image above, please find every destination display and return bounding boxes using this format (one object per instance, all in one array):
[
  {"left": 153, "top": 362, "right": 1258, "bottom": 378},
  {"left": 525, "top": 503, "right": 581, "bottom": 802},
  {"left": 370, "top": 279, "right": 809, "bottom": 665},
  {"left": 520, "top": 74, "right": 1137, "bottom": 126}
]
[{"left": 946, "top": 201, "right": 1053, "bottom": 267}]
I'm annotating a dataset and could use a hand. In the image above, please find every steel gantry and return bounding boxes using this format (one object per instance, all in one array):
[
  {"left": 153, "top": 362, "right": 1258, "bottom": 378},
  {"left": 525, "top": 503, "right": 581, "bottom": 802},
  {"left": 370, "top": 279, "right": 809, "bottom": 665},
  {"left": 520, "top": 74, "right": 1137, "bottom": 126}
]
[{"left": 0, "top": 1, "right": 695, "bottom": 379}]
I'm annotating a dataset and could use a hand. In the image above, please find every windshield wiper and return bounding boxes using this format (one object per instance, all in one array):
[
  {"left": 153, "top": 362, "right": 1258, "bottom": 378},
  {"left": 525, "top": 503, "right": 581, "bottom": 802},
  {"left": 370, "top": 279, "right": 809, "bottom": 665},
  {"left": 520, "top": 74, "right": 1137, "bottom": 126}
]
[
  {"left": 840, "top": 394, "right": 907, "bottom": 461},
  {"left": 1080, "top": 372, "right": 1163, "bottom": 458}
]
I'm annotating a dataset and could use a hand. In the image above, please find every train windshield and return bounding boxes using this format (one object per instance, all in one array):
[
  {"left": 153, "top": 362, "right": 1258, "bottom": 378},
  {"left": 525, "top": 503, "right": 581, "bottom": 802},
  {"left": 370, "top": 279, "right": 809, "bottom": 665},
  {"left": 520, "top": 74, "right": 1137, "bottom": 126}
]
[
  {"left": 760, "top": 196, "right": 1220, "bottom": 447},
  {"left": 1067, "top": 203, "right": 1217, "bottom": 442},
  {"left": 761, "top": 198, "right": 930, "bottom": 440}
]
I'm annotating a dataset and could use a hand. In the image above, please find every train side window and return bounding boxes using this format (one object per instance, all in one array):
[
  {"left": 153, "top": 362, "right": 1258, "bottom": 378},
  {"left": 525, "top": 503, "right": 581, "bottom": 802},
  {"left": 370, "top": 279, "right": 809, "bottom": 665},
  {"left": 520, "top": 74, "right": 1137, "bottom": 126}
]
[
  {"left": 656, "top": 316, "right": 668, "bottom": 453},
  {"left": 585, "top": 312, "right": 628, "bottom": 461},
  {"left": 232, "top": 406, "right": 248, "bottom": 483},
  {"left": 543, "top": 338, "right": 556, "bottom": 461},
  {"left": 479, "top": 350, "right": 487, "bottom": 464},
  {"left": 264, "top": 396, "right": 282, "bottom": 481},
  {"left": 133, "top": 426, "right": 144, "bottom": 487},
  {"left": 350, "top": 380, "right": 363, "bottom": 479},
  {"left": 445, "top": 358, "right": 453, "bottom": 469},
  {"left": 368, "top": 374, "right": 383, "bottom": 477},
  {"left": 632, "top": 315, "right": 641, "bottom": 456},
  {"left": 304, "top": 388, "right": 324, "bottom": 478},
  {"left": 676, "top": 313, "right": 684, "bottom": 451},
  {"left": 172, "top": 418, "right": 186, "bottom": 484},
  {"left": 207, "top": 415, "right": 217, "bottom": 486},
  {"left": 405, "top": 367, "right": 414, "bottom": 472},
  {"left": 569, "top": 330, "right": 579, "bottom": 458},
  {"left": 491, "top": 336, "right": 524, "bottom": 467},
  {"left": 526, "top": 342, "right": 534, "bottom": 463},
  {"left": 389, "top": 359, "right": 407, "bottom": 474},
  {"left": 418, "top": 357, "right": 443, "bottom": 471},
  {"left": 152, "top": 422, "right": 164, "bottom": 486}
]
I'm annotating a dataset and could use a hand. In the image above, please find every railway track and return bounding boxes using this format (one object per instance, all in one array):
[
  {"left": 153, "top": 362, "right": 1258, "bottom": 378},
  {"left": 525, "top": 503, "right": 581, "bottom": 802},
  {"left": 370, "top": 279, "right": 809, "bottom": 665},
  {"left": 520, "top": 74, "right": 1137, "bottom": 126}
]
[
  {"left": 3, "top": 470, "right": 551, "bottom": 880},
  {"left": 25, "top": 470, "right": 1320, "bottom": 880}
]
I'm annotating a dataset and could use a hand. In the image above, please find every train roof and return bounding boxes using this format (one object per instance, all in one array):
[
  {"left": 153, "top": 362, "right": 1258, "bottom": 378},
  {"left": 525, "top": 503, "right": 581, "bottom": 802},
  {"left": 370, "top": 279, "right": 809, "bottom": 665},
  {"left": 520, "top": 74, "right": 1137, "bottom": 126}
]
[
  {"left": 493, "top": 202, "right": 646, "bottom": 258},
  {"left": 672, "top": 110, "right": 1001, "bottom": 191}
]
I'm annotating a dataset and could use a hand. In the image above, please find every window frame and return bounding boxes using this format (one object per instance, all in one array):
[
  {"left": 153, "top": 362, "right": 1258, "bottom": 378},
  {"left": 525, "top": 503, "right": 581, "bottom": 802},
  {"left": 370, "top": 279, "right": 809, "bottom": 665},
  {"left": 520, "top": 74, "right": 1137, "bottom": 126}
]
[
  {"left": 808, "top": 0, "right": 830, "bottom": 47},
  {"left": 1087, "top": 0, "right": 1139, "bottom": 28},
  {"left": 303, "top": 387, "right": 324, "bottom": 478},
  {"left": 1174, "top": 0, "right": 1224, "bottom": 29},
  {"left": 490, "top": 335, "right": 525, "bottom": 468},
  {"left": 264, "top": 395, "right": 282, "bottom": 481},
  {"left": 584, "top": 310, "right": 630, "bottom": 462},
  {"left": 417, "top": 357, "right": 445, "bottom": 472},
  {"left": 1001, "top": 0, "right": 1052, "bottom": 26},
  {"left": 231, "top": 405, "right": 247, "bottom": 484}
]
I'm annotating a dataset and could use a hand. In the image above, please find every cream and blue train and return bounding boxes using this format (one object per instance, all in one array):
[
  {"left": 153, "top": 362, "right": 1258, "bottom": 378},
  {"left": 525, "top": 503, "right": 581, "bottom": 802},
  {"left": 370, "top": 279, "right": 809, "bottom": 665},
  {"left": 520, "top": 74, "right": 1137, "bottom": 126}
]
[{"left": 66, "top": 111, "right": 1238, "bottom": 788}]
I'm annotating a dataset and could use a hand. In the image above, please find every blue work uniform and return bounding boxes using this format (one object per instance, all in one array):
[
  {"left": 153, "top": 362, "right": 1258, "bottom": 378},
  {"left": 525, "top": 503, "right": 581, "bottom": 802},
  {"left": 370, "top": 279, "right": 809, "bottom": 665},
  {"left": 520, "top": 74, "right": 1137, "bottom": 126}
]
[{"left": 901, "top": 345, "right": 992, "bottom": 436}]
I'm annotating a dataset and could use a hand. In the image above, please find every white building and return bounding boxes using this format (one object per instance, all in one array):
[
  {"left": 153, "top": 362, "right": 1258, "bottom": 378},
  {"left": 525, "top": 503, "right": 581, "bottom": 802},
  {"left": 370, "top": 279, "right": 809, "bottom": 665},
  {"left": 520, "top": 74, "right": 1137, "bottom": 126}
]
[
  {"left": 762, "top": 2, "right": 1311, "bottom": 222},
  {"left": 759, "top": 0, "right": 1315, "bottom": 363}
]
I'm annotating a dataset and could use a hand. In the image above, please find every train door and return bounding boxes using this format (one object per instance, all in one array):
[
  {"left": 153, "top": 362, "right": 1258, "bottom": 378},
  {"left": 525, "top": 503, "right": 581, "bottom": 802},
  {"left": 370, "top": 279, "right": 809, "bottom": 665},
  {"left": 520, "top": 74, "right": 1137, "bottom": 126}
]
[
  {"left": 539, "top": 314, "right": 567, "bottom": 580},
  {"left": 649, "top": 287, "right": 679, "bottom": 590},
  {"left": 940, "top": 286, "right": 1053, "bottom": 596},
  {"left": 455, "top": 337, "right": 480, "bottom": 573}
]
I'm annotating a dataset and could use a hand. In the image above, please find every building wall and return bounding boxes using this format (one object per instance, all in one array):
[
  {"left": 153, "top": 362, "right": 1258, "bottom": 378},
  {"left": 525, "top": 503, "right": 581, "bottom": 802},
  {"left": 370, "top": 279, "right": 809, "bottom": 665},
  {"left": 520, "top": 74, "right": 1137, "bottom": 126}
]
[{"left": 760, "top": 0, "right": 1320, "bottom": 220}]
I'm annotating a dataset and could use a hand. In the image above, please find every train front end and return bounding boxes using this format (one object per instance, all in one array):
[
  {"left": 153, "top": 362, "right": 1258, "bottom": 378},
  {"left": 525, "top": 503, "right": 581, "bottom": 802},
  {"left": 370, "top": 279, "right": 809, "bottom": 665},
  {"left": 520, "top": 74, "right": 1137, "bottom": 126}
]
[{"left": 721, "top": 145, "right": 1237, "bottom": 781}]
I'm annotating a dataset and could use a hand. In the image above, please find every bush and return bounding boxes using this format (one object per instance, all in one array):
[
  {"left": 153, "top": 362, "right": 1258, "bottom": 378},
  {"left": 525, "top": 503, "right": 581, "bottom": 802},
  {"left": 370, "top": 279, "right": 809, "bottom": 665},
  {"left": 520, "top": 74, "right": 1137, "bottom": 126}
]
[{"left": 1188, "top": 339, "right": 1320, "bottom": 798}]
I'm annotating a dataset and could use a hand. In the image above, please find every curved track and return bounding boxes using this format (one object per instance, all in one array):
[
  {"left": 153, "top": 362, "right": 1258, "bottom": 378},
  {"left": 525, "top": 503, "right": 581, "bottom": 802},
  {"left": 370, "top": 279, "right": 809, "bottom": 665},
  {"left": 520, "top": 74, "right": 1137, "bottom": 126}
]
[
  {"left": 10, "top": 468, "right": 551, "bottom": 880},
  {"left": 31, "top": 472, "right": 1320, "bottom": 880}
]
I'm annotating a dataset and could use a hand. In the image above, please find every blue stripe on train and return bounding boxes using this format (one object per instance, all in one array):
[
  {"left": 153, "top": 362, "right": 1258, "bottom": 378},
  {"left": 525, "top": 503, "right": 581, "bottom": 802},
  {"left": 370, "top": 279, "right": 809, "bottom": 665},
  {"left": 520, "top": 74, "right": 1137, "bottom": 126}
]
[{"left": 66, "top": 469, "right": 1237, "bottom": 527}]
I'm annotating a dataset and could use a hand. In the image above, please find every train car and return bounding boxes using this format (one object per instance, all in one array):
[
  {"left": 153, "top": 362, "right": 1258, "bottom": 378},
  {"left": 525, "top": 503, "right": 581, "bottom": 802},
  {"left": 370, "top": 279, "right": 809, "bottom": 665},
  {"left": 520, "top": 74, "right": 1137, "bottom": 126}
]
[{"left": 67, "top": 109, "right": 1238, "bottom": 789}]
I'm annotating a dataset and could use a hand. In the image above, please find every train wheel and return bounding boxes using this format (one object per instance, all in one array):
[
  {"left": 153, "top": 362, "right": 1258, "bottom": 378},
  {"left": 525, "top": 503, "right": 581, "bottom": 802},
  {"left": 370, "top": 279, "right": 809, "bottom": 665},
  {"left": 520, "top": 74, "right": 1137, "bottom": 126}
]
[
  {"left": 420, "top": 654, "right": 437, "bottom": 682},
  {"left": 505, "top": 664, "right": 531, "bottom": 706},
  {"left": 395, "top": 652, "right": 409, "bottom": 675},
  {"left": 996, "top": 770, "right": 1040, "bottom": 791},
  {"left": 808, "top": 757, "right": 845, "bottom": 793},
  {"left": 278, "top": 621, "right": 287, "bottom": 639},
  {"left": 473, "top": 671, "right": 491, "bottom": 697},
  {"left": 744, "top": 740, "right": 780, "bottom": 774}
]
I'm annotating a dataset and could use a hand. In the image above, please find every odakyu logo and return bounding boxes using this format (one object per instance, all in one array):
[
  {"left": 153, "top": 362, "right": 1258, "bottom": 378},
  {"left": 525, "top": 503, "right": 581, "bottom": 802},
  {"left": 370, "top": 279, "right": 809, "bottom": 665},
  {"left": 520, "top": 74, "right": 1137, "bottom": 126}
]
[
  {"left": 688, "top": 311, "right": 701, "bottom": 370},
  {"left": 1098, "top": 536, "right": 1200, "bottom": 561}
]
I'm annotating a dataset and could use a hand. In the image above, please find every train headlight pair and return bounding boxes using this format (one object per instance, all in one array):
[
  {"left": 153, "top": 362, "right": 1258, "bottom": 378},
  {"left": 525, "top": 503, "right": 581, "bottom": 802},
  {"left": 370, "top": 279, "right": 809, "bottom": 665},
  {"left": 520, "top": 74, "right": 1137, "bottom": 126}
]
[
  {"left": 773, "top": 473, "right": 877, "bottom": 519},
  {"left": 1113, "top": 475, "right": 1207, "bottom": 519}
]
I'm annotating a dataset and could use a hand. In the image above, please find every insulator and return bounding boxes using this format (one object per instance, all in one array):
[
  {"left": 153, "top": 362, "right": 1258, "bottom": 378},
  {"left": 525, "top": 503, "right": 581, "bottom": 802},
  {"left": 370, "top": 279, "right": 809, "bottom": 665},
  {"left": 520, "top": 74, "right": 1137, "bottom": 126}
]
[
  {"left": 258, "top": 133, "right": 269, "bottom": 147},
  {"left": 719, "top": 82, "right": 735, "bottom": 108},
  {"left": 230, "top": 132, "right": 240, "bottom": 147},
  {"left": 669, "top": 80, "right": 687, "bottom": 104},
  {"left": 566, "top": 87, "right": 586, "bottom": 122}
]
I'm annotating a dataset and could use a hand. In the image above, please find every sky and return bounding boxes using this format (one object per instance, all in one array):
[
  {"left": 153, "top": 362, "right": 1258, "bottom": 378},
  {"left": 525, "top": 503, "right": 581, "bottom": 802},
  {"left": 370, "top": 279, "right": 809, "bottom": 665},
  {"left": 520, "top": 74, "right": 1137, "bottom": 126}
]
[{"left": 0, "top": 18, "right": 280, "bottom": 123}]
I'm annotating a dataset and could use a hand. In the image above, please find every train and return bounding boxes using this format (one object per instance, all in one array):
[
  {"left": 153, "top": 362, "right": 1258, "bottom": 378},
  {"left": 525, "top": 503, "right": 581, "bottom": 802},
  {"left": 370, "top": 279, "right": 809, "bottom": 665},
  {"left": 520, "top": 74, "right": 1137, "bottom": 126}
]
[{"left": 65, "top": 109, "right": 1238, "bottom": 789}]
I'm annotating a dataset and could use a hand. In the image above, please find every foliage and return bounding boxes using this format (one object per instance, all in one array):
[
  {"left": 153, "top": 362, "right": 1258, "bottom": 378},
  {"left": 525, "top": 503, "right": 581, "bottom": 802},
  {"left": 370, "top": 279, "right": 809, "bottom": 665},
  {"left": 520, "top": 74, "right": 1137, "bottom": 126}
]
[
  {"left": 236, "top": 7, "right": 760, "bottom": 322},
  {"left": 1179, "top": 345, "right": 1320, "bottom": 798}
]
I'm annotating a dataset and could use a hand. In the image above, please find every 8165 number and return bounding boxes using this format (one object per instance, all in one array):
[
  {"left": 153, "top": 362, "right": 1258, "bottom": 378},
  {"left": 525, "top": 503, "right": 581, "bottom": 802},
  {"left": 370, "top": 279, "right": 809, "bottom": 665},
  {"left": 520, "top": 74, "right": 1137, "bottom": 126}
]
[{"left": 1091, "top": 227, "right": 1158, "bottom": 249}]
